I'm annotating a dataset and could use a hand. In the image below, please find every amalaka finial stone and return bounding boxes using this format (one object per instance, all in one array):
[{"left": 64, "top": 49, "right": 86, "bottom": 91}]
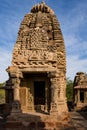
[{"left": 42, "top": 0, "right": 45, "bottom": 4}]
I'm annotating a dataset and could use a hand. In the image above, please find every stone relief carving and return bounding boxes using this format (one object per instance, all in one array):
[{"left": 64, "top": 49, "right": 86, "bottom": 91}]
[
  {"left": 29, "top": 27, "right": 48, "bottom": 49},
  {"left": 57, "top": 52, "right": 65, "bottom": 65},
  {"left": 20, "top": 88, "right": 27, "bottom": 107}
]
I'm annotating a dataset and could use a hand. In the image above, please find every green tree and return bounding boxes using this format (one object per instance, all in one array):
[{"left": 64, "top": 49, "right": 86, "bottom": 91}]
[
  {"left": 0, "top": 82, "right": 5, "bottom": 88},
  {"left": 66, "top": 78, "right": 73, "bottom": 102},
  {"left": 0, "top": 82, "right": 5, "bottom": 104}
]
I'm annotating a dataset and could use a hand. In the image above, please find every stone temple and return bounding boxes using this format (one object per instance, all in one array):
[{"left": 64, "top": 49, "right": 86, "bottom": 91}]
[
  {"left": 5, "top": 1, "right": 68, "bottom": 118},
  {"left": 73, "top": 72, "right": 87, "bottom": 110}
]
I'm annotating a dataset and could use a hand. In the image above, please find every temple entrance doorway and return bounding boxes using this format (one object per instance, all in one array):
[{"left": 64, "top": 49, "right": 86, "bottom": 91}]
[
  {"left": 34, "top": 81, "right": 45, "bottom": 105},
  {"left": 20, "top": 73, "right": 51, "bottom": 113},
  {"left": 80, "top": 91, "right": 84, "bottom": 103}
]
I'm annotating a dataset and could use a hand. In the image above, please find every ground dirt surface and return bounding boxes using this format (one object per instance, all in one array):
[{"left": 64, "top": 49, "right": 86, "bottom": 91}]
[{"left": 0, "top": 112, "right": 87, "bottom": 130}]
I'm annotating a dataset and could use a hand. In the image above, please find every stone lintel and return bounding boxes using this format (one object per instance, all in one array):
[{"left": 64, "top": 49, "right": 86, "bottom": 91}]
[{"left": 20, "top": 67, "right": 57, "bottom": 73}]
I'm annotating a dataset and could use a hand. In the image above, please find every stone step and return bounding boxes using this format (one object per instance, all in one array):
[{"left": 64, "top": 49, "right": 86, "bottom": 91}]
[{"left": 2, "top": 121, "right": 72, "bottom": 130}]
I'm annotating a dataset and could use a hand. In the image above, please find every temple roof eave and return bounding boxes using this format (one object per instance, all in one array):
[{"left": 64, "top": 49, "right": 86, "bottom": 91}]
[{"left": 74, "top": 86, "right": 87, "bottom": 89}]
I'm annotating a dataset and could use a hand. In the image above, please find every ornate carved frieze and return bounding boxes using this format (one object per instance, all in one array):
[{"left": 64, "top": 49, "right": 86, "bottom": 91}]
[{"left": 29, "top": 27, "right": 48, "bottom": 49}]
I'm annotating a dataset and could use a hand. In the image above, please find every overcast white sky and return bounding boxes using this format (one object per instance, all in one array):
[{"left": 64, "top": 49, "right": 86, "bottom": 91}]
[{"left": 0, "top": 0, "right": 87, "bottom": 82}]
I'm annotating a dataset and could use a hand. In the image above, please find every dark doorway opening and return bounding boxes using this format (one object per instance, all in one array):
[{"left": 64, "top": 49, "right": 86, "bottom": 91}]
[
  {"left": 34, "top": 81, "right": 45, "bottom": 105},
  {"left": 80, "top": 91, "right": 84, "bottom": 102}
]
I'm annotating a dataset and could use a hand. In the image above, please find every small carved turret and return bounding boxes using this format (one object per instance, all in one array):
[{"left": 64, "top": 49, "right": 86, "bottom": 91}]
[{"left": 74, "top": 72, "right": 87, "bottom": 86}]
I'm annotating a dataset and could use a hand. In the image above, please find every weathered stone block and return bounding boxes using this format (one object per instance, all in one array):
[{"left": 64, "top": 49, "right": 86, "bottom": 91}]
[
  {"left": 28, "top": 122, "right": 36, "bottom": 129},
  {"left": 37, "top": 122, "right": 45, "bottom": 128},
  {"left": 4, "top": 121, "right": 23, "bottom": 128}
]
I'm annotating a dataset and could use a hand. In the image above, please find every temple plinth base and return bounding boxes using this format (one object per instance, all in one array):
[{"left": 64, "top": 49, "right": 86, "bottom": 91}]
[{"left": 4, "top": 112, "right": 70, "bottom": 130}]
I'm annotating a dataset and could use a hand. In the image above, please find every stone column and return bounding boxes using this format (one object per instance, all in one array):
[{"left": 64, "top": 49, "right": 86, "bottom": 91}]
[
  {"left": 75, "top": 91, "right": 77, "bottom": 104},
  {"left": 45, "top": 86, "right": 48, "bottom": 112},
  {"left": 13, "top": 78, "right": 20, "bottom": 101},
  {"left": 78, "top": 90, "right": 80, "bottom": 103},
  {"left": 85, "top": 91, "right": 87, "bottom": 103},
  {"left": 84, "top": 91, "right": 86, "bottom": 103},
  {"left": 50, "top": 78, "right": 58, "bottom": 114},
  {"left": 11, "top": 78, "right": 22, "bottom": 113},
  {"left": 59, "top": 74, "right": 65, "bottom": 100}
]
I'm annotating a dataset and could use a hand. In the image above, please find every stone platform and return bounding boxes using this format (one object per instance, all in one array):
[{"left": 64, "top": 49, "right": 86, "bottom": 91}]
[{"left": 0, "top": 112, "right": 70, "bottom": 130}]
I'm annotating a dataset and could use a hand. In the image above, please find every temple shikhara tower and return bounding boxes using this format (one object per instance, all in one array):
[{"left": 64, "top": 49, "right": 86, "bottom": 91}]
[
  {"left": 5, "top": 1, "right": 68, "bottom": 118},
  {"left": 73, "top": 72, "right": 87, "bottom": 110}
]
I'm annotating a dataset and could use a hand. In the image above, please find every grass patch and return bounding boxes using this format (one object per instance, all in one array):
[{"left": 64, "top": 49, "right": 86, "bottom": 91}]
[{"left": 0, "top": 89, "right": 5, "bottom": 104}]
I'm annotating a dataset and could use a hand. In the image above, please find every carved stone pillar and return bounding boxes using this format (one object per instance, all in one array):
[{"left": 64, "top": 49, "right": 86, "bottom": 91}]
[
  {"left": 11, "top": 78, "right": 22, "bottom": 114},
  {"left": 75, "top": 91, "right": 77, "bottom": 104},
  {"left": 13, "top": 78, "right": 20, "bottom": 101},
  {"left": 45, "top": 86, "right": 48, "bottom": 113},
  {"left": 50, "top": 78, "right": 58, "bottom": 114},
  {"left": 78, "top": 90, "right": 80, "bottom": 103},
  {"left": 58, "top": 73, "right": 66, "bottom": 100},
  {"left": 85, "top": 91, "right": 87, "bottom": 103}
]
